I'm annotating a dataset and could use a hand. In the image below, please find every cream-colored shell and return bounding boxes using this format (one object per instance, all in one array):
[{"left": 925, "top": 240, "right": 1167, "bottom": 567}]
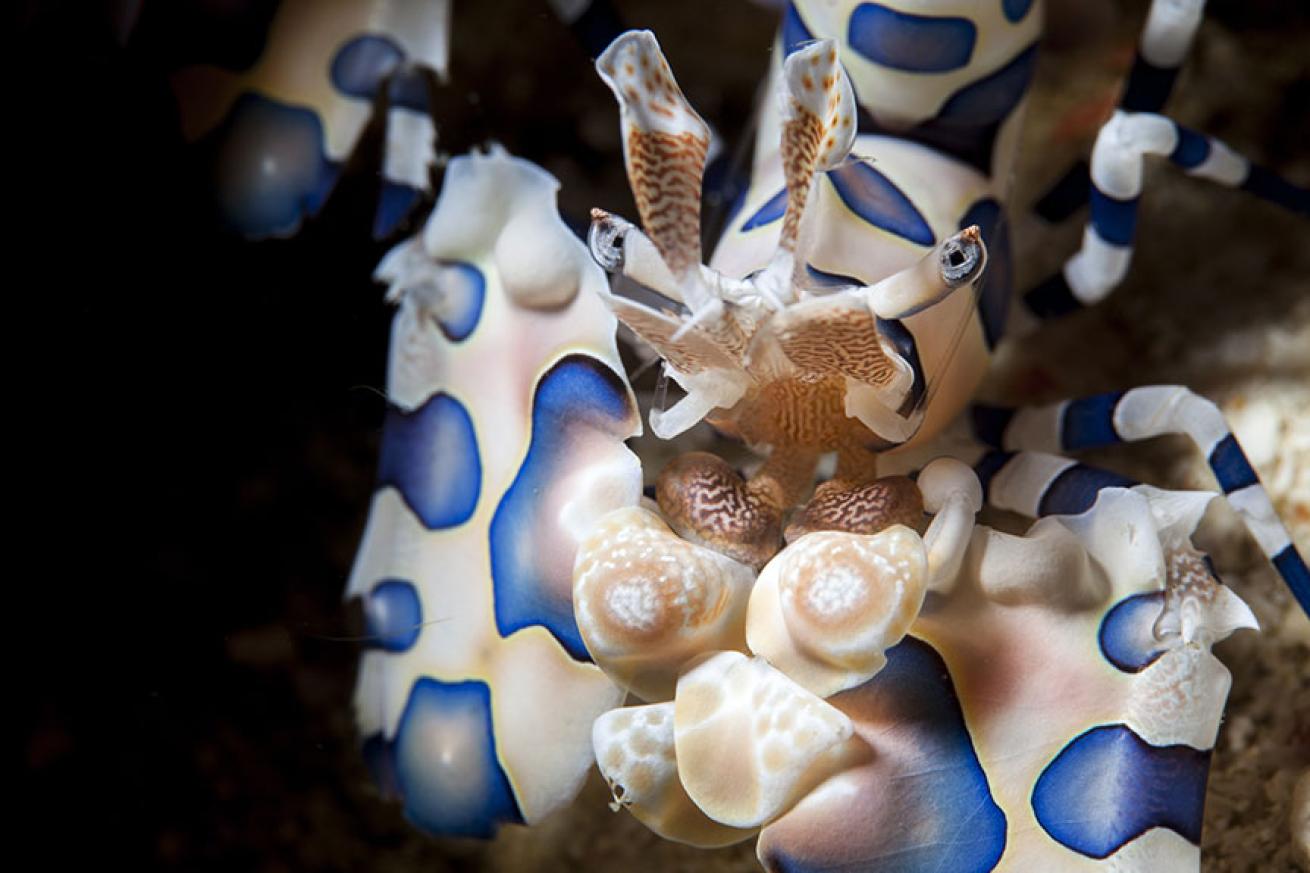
[
  {"left": 573, "top": 506, "right": 755, "bottom": 702},
  {"left": 747, "top": 526, "right": 928, "bottom": 697},
  {"left": 592, "top": 703, "right": 756, "bottom": 848},
  {"left": 673, "top": 651, "right": 867, "bottom": 829}
]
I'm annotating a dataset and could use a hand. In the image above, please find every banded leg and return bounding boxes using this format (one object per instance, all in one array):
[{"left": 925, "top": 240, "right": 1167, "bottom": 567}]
[
  {"left": 971, "top": 387, "right": 1310, "bottom": 615},
  {"left": 1024, "top": 113, "right": 1310, "bottom": 318},
  {"left": 1035, "top": 0, "right": 1208, "bottom": 223}
]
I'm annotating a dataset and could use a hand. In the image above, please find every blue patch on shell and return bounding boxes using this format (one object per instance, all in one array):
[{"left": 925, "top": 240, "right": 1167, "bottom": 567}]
[
  {"left": 364, "top": 578, "right": 424, "bottom": 653},
  {"left": 958, "top": 198, "right": 1011, "bottom": 348},
  {"left": 805, "top": 264, "right": 865, "bottom": 288},
  {"left": 1098, "top": 593, "right": 1168, "bottom": 673},
  {"left": 1032, "top": 724, "right": 1210, "bottom": 857},
  {"left": 203, "top": 92, "right": 340, "bottom": 237},
  {"left": 377, "top": 392, "right": 481, "bottom": 529},
  {"left": 936, "top": 43, "right": 1038, "bottom": 127},
  {"left": 490, "top": 356, "right": 635, "bottom": 660},
  {"left": 387, "top": 65, "right": 432, "bottom": 114},
  {"left": 432, "top": 261, "right": 486, "bottom": 341},
  {"left": 374, "top": 180, "right": 424, "bottom": 240},
  {"left": 741, "top": 187, "right": 789, "bottom": 231},
  {"left": 847, "top": 4, "right": 977, "bottom": 73},
  {"left": 826, "top": 162, "right": 935, "bottom": 246},
  {"left": 876, "top": 317, "right": 925, "bottom": 417},
  {"left": 361, "top": 732, "right": 400, "bottom": 798},
  {"left": 377, "top": 677, "right": 524, "bottom": 838},
  {"left": 1002, "top": 0, "right": 1034, "bottom": 23},
  {"left": 761, "top": 637, "right": 1007, "bottom": 872},
  {"left": 782, "top": 2, "right": 815, "bottom": 56},
  {"left": 331, "top": 34, "right": 404, "bottom": 100}
]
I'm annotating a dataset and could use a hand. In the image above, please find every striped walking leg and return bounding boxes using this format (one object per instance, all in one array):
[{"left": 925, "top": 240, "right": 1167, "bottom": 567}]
[
  {"left": 1034, "top": 0, "right": 1208, "bottom": 223},
  {"left": 1023, "top": 113, "right": 1310, "bottom": 318},
  {"left": 971, "top": 386, "right": 1310, "bottom": 615}
]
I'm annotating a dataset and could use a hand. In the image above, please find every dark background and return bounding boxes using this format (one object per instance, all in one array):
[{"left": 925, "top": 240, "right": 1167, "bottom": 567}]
[{"left": 13, "top": 1, "right": 1307, "bottom": 870}]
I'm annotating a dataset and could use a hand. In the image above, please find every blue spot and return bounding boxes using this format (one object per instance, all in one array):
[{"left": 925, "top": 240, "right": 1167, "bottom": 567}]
[
  {"left": 360, "top": 732, "right": 399, "bottom": 798},
  {"left": 848, "top": 4, "right": 976, "bottom": 73},
  {"left": 876, "top": 318, "right": 925, "bottom": 417},
  {"left": 804, "top": 264, "right": 865, "bottom": 288},
  {"left": 331, "top": 34, "right": 404, "bottom": 100},
  {"left": 761, "top": 637, "right": 1006, "bottom": 872},
  {"left": 1208, "top": 434, "right": 1259, "bottom": 494},
  {"left": 1033, "top": 724, "right": 1210, "bottom": 857},
  {"left": 490, "top": 356, "right": 635, "bottom": 660},
  {"left": 937, "top": 43, "right": 1038, "bottom": 127},
  {"left": 377, "top": 393, "right": 481, "bottom": 529},
  {"left": 854, "top": 43, "right": 1037, "bottom": 176},
  {"left": 1090, "top": 188, "right": 1138, "bottom": 247},
  {"left": 203, "top": 92, "right": 340, "bottom": 238},
  {"left": 782, "top": 2, "right": 815, "bottom": 56},
  {"left": 391, "top": 678, "right": 524, "bottom": 838},
  {"left": 1099, "top": 593, "right": 1167, "bottom": 672},
  {"left": 1061, "top": 391, "right": 1125, "bottom": 451},
  {"left": 741, "top": 187, "right": 788, "bottom": 231},
  {"left": 373, "top": 180, "right": 423, "bottom": 240},
  {"left": 826, "top": 162, "right": 935, "bottom": 246},
  {"left": 1039, "top": 464, "right": 1137, "bottom": 516},
  {"left": 1002, "top": 0, "right": 1034, "bottom": 22},
  {"left": 364, "top": 579, "right": 424, "bottom": 653},
  {"left": 431, "top": 261, "right": 485, "bottom": 342},
  {"left": 388, "top": 67, "right": 431, "bottom": 114},
  {"left": 958, "top": 198, "right": 1011, "bottom": 348},
  {"left": 1169, "top": 126, "right": 1210, "bottom": 170},
  {"left": 971, "top": 405, "right": 1015, "bottom": 449}
]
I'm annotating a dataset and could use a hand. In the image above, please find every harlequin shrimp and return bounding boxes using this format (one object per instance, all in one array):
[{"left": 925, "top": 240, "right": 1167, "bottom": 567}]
[{"left": 344, "top": 0, "right": 1309, "bottom": 870}]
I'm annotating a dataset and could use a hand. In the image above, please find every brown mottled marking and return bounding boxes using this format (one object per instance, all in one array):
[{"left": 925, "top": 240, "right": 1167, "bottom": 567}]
[
  {"left": 776, "top": 303, "right": 898, "bottom": 387},
  {"left": 626, "top": 128, "right": 709, "bottom": 277},
  {"left": 779, "top": 103, "right": 824, "bottom": 251},
  {"left": 732, "top": 376, "right": 869, "bottom": 450},
  {"left": 1164, "top": 548, "right": 1220, "bottom": 606},
  {"left": 657, "top": 452, "right": 782, "bottom": 569},
  {"left": 605, "top": 296, "right": 743, "bottom": 375},
  {"left": 785, "top": 476, "right": 924, "bottom": 542}
]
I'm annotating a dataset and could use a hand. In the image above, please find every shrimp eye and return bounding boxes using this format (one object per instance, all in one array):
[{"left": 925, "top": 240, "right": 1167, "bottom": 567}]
[
  {"left": 939, "top": 233, "right": 984, "bottom": 287},
  {"left": 588, "top": 212, "right": 626, "bottom": 272}
]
